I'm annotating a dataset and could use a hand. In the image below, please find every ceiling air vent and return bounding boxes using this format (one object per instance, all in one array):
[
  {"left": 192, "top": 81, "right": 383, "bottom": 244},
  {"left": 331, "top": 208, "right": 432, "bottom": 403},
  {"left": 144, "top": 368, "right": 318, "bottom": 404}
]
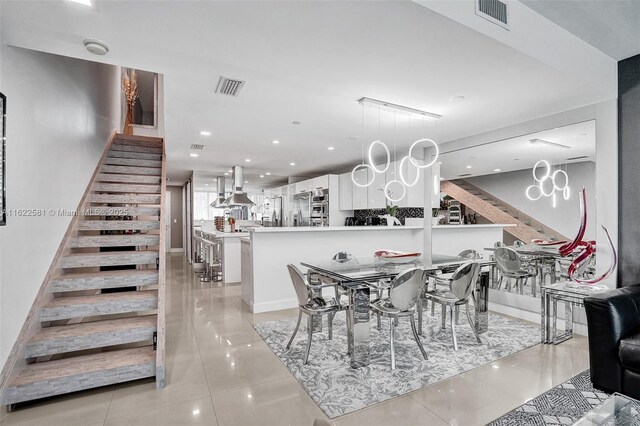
[
  {"left": 475, "top": 0, "right": 509, "bottom": 30},
  {"left": 215, "top": 76, "right": 245, "bottom": 97},
  {"left": 567, "top": 155, "right": 589, "bottom": 161},
  {"left": 190, "top": 144, "right": 205, "bottom": 150},
  {"left": 458, "top": 173, "right": 472, "bottom": 177}
]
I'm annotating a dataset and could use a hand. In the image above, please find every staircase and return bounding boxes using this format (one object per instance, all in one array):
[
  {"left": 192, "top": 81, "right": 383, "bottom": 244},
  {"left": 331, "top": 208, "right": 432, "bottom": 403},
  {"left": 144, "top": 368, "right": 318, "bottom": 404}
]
[
  {"left": 0, "top": 133, "right": 166, "bottom": 407},
  {"left": 442, "top": 179, "right": 567, "bottom": 243}
]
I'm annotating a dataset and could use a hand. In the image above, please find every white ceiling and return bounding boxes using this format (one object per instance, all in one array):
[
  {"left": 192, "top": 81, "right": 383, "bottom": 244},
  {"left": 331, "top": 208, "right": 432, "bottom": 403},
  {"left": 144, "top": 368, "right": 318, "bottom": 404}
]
[
  {"left": 439, "top": 120, "right": 596, "bottom": 180},
  {"left": 520, "top": 0, "right": 640, "bottom": 61},
  {"left": 0, "top": 1, "right": 615, "bottom": 188}
]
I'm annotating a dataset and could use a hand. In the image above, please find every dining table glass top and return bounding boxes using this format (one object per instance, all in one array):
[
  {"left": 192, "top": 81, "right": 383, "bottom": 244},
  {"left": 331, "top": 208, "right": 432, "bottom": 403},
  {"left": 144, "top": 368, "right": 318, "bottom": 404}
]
[{"left": 300, "top": 254, "right": 464, "bottom": 283}]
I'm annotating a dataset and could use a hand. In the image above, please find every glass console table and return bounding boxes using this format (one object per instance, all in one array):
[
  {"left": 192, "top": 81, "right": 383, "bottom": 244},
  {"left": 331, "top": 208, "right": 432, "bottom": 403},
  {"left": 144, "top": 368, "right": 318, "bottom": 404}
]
[
  {"left": 574, "top": 393, "right": 640, "bottom": 425},
  {"left": 540, "top": 282, "right": 608, "bottom": 344}
]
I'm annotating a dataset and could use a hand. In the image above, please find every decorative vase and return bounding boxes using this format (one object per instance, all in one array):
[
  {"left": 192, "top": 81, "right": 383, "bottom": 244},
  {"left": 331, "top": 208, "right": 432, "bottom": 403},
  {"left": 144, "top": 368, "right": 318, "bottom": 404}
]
[
  {"left": 224, "top": 224, "right": 231, "bottom": 233},
  {"left": 231, "top": 223, "right": 236, "bottom": 233},
  {"left": 124, "top": 104, "right": 134, "bottom": 135},
  {"left": 432, "top": 217, "right": 440, "bottom": 226}
]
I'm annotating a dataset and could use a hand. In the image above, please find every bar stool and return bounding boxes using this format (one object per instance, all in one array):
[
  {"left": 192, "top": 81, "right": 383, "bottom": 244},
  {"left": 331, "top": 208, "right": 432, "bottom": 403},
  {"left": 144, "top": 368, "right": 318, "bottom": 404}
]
[
  {"left": 209, "top": 239, "right": 223, "bottom": 282},
  {"left": 200, "top": 238, "right": 212, "bottom": 282}
]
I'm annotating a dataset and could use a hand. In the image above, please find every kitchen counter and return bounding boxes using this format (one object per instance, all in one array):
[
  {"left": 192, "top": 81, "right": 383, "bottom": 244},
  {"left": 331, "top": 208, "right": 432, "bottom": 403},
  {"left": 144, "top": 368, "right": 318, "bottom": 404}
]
[
  {"left": 200, "top": 229, "right": 250, "bottom": 238},
  {"left": 250, "top": 225, "right": 423, "bottom": 233}
]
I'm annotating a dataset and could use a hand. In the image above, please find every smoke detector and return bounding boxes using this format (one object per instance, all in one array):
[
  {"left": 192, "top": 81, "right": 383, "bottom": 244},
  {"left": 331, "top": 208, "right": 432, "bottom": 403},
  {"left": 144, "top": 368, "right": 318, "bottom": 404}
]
[{"left": 83, "top": 39, "right": 109, "bottom": 56}]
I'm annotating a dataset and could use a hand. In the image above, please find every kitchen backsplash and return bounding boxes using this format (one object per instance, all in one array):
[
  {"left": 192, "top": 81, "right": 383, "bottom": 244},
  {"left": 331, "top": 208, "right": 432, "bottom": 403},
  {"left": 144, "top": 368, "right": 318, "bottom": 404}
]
[{"left": 354, "top": 207, "right": 424, "bottom": 225}]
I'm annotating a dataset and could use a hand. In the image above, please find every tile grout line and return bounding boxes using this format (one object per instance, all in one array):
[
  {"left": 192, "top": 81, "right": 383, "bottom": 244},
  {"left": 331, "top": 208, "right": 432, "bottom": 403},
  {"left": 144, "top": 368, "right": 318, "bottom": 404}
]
[{"left": 100, "top": 385, "right": 116, "bottom": 425}]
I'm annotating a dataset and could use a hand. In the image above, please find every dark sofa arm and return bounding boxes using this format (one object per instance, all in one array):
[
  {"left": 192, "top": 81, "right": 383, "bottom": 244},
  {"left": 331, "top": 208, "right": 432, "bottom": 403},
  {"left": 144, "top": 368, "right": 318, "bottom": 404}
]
[{"left": 584, "top": 285, "right": 640, "bottom": 393}]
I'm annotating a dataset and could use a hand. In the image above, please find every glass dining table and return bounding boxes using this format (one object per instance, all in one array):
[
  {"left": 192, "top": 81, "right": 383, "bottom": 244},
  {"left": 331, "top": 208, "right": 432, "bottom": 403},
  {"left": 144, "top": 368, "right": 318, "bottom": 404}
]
[{"left": 300, "top": 254, "right": 493, "bottom": 368}]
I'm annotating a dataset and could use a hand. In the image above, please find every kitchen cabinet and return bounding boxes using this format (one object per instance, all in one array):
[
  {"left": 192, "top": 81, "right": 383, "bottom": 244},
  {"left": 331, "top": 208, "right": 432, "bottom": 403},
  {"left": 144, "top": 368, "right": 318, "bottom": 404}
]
[
  {"left": 339, "top": 172, "right": 353, "bottom": 210},
  {"left": 352, "top": 168, "right": 368, "bottom": 210},
  {"left": 312, "top": 175, "right": 329, "bottom": 189},
  {"left": 367, "top": 168, "right": 386, "bottom": 209},
  {"left": 294, "top": 179, "right": 313, "bottom": 194}
]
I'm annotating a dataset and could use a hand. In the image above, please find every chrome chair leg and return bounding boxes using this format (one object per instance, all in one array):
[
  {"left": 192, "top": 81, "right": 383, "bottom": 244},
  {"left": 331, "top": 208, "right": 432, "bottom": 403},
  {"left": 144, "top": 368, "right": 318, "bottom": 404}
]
[
  {"left": 287, "top": 310, "right": 302, "bottom": 350},
  {"left": 304, "top": 314, "right": 313, "bottom": 365},
  {"left": 346, "top": 307, "right": 353, "bottom": 356},
  {"left": 449, "top": 305, "right": 458, "bottom": 351},
  {"left": 390, "top": 317, "right": 396, "bottom": 370},
  {"left": 466, "top": 303, "right": 482, "bottom": 344},
  {"left": 410, "top": 314, "right": 428, "bottom": 360},
  {"left": 454, "top": 305, "right": 460, "bottom": 325},
  {"left": 328, "top": 312, "right": 334, "bottom": 341},
  {"left": 441, "top": 303, "right": 446, "bottom": 329},
  {"left": 417, "top": 298, "right": 423, "bottom": 335}
]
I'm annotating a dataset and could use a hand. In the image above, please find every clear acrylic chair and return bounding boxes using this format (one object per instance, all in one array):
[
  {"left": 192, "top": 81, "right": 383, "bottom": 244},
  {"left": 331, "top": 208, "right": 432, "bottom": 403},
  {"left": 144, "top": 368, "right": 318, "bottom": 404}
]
[
  {"left": 494, "top": 247, "right": 537, "bottom": 295},
  {"left": 422, "top": 262, "right": 482, "bottom": 351},
  {"left": 285, "top": 264, "right": 346, "bottom": 365},
  {"left": 370, "top": 268, "right": 429, "bottom": 369}
]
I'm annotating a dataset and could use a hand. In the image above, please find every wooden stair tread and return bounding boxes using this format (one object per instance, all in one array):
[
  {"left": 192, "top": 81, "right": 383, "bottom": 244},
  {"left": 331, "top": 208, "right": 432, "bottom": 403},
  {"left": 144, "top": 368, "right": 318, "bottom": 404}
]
[
  {"left": 77, "top": 221, "right": 159, "bottom": 231},
  {"left": 80, "top": 206, "right": 160, "bottom": 216},
  {"left": 69, "top": 234, "right": 160, "bottom": 248},
  {"left": 9, "top": 346, "right": 155, "bottom": 387},
  {"left": 89, "top": 194, "right": 161, "bottom": 204},
  {"left": 102, "top": 165, "right": 161, "bottom": 176},
  {"left": 108, "top": 151, "right": 161, "bottom": 160},
  {"left": 115, "top": 134, "right": 163, "bottom": 145},
  {"left": 97, "top": 173, "right": 161, "bottom": 184},
  {"left": 61, "top": 250, "right": 158, "bottom": 268},
  {"left": 51, "top": 269, "right": 159, "bottom": 292},
  {"left": 105, "top": 158, "right": 162, "bottom": 168},
  {"left": 45, "top": 290, "right": 158, "bottom": 308},
  {"left": 109, "top": 145, "right": 162, "bottom": 155},
  {"left": 93, "top": 183, "right": 161, "bottom": 193},
  {"left": 30, "top": 315, "right": 157, "bottom": 342}
]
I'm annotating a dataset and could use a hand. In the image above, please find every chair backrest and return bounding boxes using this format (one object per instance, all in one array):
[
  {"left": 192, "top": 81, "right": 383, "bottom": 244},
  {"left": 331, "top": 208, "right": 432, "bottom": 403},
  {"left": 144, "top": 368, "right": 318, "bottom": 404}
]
[
  {"left": 450, "top": 262, "right": 480, "bottom": 300},
  {"left": 389, "top": 268, "right": 426, "bottom": 311},
  {"left": 494, "top": 247, "right": 522, "bottom": 273},
  {"left": 494, "top": 241, "right": 505, "bottom": 248},
  {"left": 287, "top": 264, "right": 311, "bottom": 306},
  {"left": 513, "top": 240, "right": 525, "bottom": 248},
  {"left": 457, "top": 249, "right": 480, "bottom": 261},
  {"left": 332, "top": 252, "right": 357, "bottom": 264}
]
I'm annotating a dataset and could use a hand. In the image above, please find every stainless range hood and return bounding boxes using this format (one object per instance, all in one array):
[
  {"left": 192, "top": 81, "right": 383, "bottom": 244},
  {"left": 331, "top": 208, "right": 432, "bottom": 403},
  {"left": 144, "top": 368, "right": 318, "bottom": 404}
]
[
  {"left": 210, "top": 176, "right": 226, "bottom": 208},
  {"left": 223, "top": 166, "right": 255, "bottom": 207}
]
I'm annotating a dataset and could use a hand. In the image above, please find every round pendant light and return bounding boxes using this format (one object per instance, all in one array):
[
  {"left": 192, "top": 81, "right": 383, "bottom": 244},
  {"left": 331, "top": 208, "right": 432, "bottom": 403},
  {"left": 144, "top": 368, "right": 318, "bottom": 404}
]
[
  {"left": 384, "top": 180, "right": 406, "bottom": 203},
  {"left": 368, "top": 140, "right": 391, "bottom": 174},
  {"left": 552, "top": 169, "right": 569, "bottom": 191},
  {"left": 526, "top": 184, "right": 542, "bottom": 201},
  {"left": 408, "top": 138, "right": 439, "bottom": 168},
  {"left": 398, "top": 155, "right": 420, "bottom": 187},
  {"left": 351, "top": 163, "right": 375, "bottom": 188},
  {"left": 532, "top": 160, "right": 551, "bottom": 182}
]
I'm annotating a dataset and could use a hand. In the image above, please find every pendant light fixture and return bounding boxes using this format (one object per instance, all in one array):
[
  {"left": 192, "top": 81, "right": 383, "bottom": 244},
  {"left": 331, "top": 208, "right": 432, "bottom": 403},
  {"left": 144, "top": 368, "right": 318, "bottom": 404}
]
[
  {"left": 525, "top": 140, "right": 570, "bottom": 206},
  {"left": 351, "top": 103, "right": 375, "bottom": 188},
  {"left": 351, "top": 97, "right": 442, "bottom": 199}
]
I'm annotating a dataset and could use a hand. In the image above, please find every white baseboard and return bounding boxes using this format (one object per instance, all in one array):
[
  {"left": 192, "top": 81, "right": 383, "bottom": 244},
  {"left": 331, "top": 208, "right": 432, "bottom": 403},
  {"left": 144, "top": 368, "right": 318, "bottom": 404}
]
[
  {"left": 169, "top": 248, "right": 183, "bottom": 253},
  {"left": 251, "top": 298, "right": 298, "bottom": 313}
]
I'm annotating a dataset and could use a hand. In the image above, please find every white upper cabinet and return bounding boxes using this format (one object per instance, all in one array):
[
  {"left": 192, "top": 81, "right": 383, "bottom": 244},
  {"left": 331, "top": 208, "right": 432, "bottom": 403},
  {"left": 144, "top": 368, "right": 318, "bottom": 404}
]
[
  {"left": 367, "top": 168, "right": 386, "bottom": 209},
  {"left": 294, "top": 179, "right": 313, "bottom": 194},
  {"left": 312, "top": 175, "right": 329, "bottom": 189},
  {"left": 339, "top": 172, "right": 353, "bottom": 210},
  {"left": 352, "top": 168, "right": 369, "bottom": 210}
]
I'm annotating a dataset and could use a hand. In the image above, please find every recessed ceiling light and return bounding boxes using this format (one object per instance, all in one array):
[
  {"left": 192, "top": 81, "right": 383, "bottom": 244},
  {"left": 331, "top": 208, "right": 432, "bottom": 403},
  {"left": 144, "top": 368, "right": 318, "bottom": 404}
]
[
  {"left": 266, "top": 172, "right": 271, "bottom": 175},
  {"left": 228, "top": 169, "right": 233, "bottom": 173},
  {"left": 466, "top": 165, "right": 472, "bottom": 169},
  {"left": 260, "top": 175, "right": 264, "bottom": 178},
  {"left": 245, "top": 158, "right": 251, "bottom": 162},
  {"left": 493, "top": 168, "right": 502, "bottom": 172},
  {"left": 224, "top": 172, "right": 229, "bottom": 175},
  {"left": 290, "top": 162, "right": 296, "bottom": 166},
  {"left": 205, "top": 184, "right": 208, "bottom": 186},
  {"left": 192, "top": 409, "right": 200, "bottom": 416},
  {"left": 272, "top": 140, "right": 280, "bottom": 144},
  {"left": 438, "top": 161, "right": 442, "bottom": 165},
  {"left": 328, "top": 147, "right": 335, "bottom": 151},
  {"left": 69, "top": 0, "right": 92, "bottom": 6},
  {"left": 439, "top": 177, "right": 444, "bottom": 181},
  {"left": 244, "top": 180, "right": 248, "bottom": 184},
  {"left": 190, "top": 153, "right": 199, "bottom": 157},
  {"left": 199, "top": 131, "right": 211, "bottom": 136},
  {"left": 292, "top": 121, "right": 301, "bottom": 125}
]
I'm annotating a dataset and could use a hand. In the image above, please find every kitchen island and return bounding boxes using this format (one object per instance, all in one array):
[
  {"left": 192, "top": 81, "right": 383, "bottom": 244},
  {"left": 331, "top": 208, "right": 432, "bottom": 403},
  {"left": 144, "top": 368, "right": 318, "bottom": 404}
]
[
  {"left": 197, "top": 226, "right": 249, "bottom": 283},
  {"left": 241, "top": 225, "right": 424, "bottom": 313}
]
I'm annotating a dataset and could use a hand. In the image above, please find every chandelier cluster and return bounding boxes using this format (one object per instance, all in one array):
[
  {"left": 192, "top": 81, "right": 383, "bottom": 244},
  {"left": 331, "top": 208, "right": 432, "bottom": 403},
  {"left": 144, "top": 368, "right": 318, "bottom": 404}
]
[
  {"left": 525, "top": 159, "right": 570, "bottom": 207},
  {"left": 350, "top": 98, "right": 440, "bottom": 203}
]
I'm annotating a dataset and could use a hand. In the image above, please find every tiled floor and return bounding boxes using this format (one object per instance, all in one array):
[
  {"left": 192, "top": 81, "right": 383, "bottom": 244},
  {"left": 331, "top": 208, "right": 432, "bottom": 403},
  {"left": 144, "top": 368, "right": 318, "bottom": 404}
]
[{"left": 0, "top": 253, "right": 590, "bottom": 426}]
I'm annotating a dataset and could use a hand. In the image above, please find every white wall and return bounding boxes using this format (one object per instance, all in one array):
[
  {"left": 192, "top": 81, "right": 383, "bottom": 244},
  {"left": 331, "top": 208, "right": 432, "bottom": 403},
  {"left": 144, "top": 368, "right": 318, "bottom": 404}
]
[
  {"left": 0, "top": 46, "right": 120, "bottom": 368},
  {"left": 465, "top": 161, "right": 596, "bottom": 241}
]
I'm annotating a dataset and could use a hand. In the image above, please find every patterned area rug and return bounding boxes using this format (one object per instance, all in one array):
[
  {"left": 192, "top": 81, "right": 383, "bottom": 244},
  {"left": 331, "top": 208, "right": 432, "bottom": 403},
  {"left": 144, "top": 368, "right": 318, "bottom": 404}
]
[
  {"left": 254, "top": 308, "right": 540, "bottom": 418},
  {"left": 489, "top": 370, "right": 640, "bottom": 425}
]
